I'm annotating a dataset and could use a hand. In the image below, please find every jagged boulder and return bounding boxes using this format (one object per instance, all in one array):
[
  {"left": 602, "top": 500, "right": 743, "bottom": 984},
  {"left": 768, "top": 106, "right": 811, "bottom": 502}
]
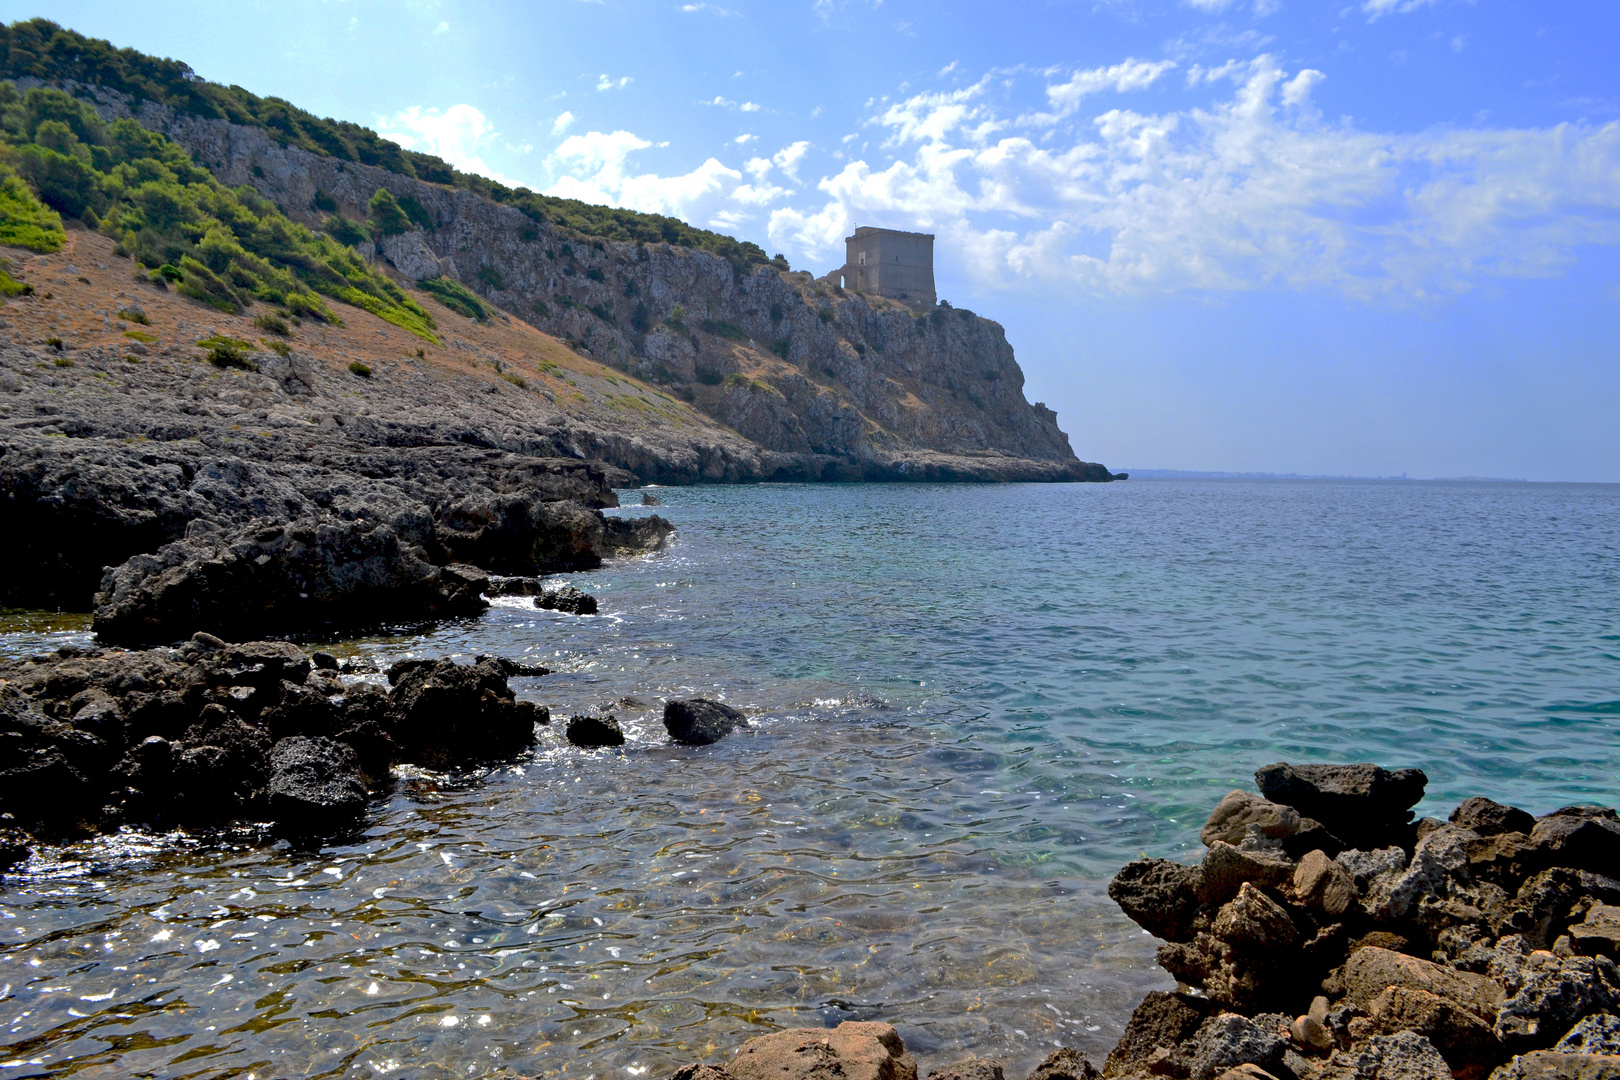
[
  {"left": 1319, "top": 1031, "right": 1453, "bottom": 1080},
  {"left": 1109, "top": 858, "right": 1203, "bottom": 942},
  {"left": 1027, "top": 1048, "right": 1099, "bottom": 1080},
  {"left": 566, "top": 714, "right": 625, "bottom": 749},
  {"left": 267, "top": 736, "right": 366, "bottom": 836},
  {"left": 1255, "top": 763, "right": 1426, "bottom": 851},
  {"left": 387, "top": 658, "right": 544, "bottom": 767},
  {"left": 663, "top": 698, "right": 749, "bottom": 745}
]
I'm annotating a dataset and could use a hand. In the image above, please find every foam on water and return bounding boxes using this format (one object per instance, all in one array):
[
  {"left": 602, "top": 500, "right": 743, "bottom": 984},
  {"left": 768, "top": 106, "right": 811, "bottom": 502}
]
[{"left": 2, "top": 478, "right": 1616, "bottom": 1078}]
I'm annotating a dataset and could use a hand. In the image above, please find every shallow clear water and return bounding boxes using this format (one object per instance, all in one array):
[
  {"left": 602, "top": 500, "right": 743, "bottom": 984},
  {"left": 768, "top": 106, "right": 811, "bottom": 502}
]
[{"left": 3, "top": 479, "right": 1617, "bottom": 1079}]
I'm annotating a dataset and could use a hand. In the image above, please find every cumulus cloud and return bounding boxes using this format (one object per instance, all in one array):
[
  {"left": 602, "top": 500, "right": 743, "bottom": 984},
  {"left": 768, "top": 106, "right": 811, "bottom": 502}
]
[
  {"left": 766, "top": 56, "right": 1620, "bottom": 301},
  {"left": 552, "top": 111, "right": 575, "bottom": 135},
  {"left": 546, "top": 130, "right": 741, "bottom": 217},
  {"left": 378, "top": 104, "right": 520, "bottom": 185},
  {"left": 1027, "top": 58, "right": 1179, "bottom": 124}
]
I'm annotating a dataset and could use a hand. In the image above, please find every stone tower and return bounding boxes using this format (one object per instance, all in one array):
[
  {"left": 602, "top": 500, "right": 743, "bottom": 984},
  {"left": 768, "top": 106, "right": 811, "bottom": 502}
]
[{"left": 836, "top": 226, "right": 936, "bottom": 309}]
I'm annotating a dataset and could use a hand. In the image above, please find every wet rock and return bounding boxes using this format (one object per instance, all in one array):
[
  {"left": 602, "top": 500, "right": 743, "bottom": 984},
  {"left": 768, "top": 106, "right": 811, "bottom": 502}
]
[
  {"left": 1027, "top": 1048, "right": 1100, "bottom": 1080},
  {"left": 1255, "top": 763, "right": 1426, "bottom": 851},
  {"left": 536, "top": 586, "right": 598, "bottom": 615},
  {"left": 475, "top": 656, "right": 552, "bottom": 678},
  {"left": 663, "top": 698, "right": 749, "bottom": 745},
  {"left": 0, "top": 825, "right": 30, "bottom": 871},
  {"left": 1453, "top": 798, "right": 1536, "bottom": 838},
  {"left": 311, "top": 651, "right": 339, "bottom": 671},
  {"left": 1569, "top": 905, "right": 1620, "bottom": 959},
  {"left": 172, "top": 704, "right": 272, "bottom": 819},
  {"left": 267, "top": 736, "right": 366, "bottom": 836},
  {"left": 567, "top": 714, "right": 626, "bottom": 749},
  {"left": 1105, "top": 992, "right": 1213, "bottom": 1077},
  {"left": 670, "top": 1066, "right": 737, "bottom": 1080},
  {"left": 641, "top": 492, "right": 661, "bottom": 506},
  {"left": 1319, "top": 1032, "right": 1453, "bottom": 1080},
  {"left": 387, "top": 658, "right": 543, "bottom": 768},
  {"left": 1198, "top": 842, "right": 1295, "bottom": 908},
  {"left": 728, "top": 1021, "right": 918, "bottom": 1080},
  {"left": 1186, "top": 1013, "right": 1288, "bottom": 1080},
  {"left": 1294, "top": 850, "right": 1356, "bottom": 918},
  {"left": 1109, "top": 858, "right": 1204, "bottom": 943}
]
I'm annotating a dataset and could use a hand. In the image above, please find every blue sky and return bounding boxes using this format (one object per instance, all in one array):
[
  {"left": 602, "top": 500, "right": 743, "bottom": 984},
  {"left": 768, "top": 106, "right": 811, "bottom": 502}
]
[{"left": 10, "top": 2, "right": 1620, "bottom": 480}]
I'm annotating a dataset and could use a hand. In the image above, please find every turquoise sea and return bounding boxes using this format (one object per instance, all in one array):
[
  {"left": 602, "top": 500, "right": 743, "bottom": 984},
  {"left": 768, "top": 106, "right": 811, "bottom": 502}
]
[{"left": 2, "top": 479, "right": 1616, "bottom": 1079}]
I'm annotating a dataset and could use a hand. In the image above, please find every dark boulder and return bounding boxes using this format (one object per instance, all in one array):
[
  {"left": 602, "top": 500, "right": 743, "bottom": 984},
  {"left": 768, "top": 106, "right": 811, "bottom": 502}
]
[
  {"left": 1528, "top": 810, "right": 1620, "bottom": 875},
  {"left": 1452, "top": 797, "right": 1536, "bottom": 837},
  {"left": 567, "top": 714, "right": 626, "bottom": 748},
  {"left": 0, "top": 825, "right": 29, "bottom": 872},
  {"left": 171, "top": 704, "right": 272, "bottom": 820},
  {"left": 1109, "top": 857, "right": 1204, "bottom": 942},
  {"left": 1255, "top": 763, "right": 1427, "bottom": 850},
  {"left": 926, "top": 1058, "right": 1004, "bottom": 1080},
  {"left": 537, "top": 586, "right": 598, "bottom": 615},
  {"left": 92, "top": 515, "right": 490, "bottom": 647},
  {"left": 1027, "top": 1048, "right": 1100, "bottom": 1080},
  {"left": 387, "top": 659, "right": 543, "bottom": 768},
  {"left": 663, "top": 698, "right": 748, "bottom": 745},
  {"left": 1104, "top": 991, "right": 1212, "bottom": 1077},
  {"left": 268, "top": 736, "right": 367, "bottom": 836}
]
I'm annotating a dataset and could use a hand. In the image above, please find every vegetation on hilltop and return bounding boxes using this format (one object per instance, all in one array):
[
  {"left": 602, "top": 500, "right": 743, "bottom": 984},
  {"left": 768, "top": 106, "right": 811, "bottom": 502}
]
[
  {"left": 0, "top": 19, "right": 788, "bottom": 273},
  {"left": 0, "top": 81, "right": 439, "bottom": 342}
]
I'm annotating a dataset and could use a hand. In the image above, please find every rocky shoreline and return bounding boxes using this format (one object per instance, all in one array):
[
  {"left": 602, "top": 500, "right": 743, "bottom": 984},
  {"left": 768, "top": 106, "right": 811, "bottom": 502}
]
[
  {"left": 0, "top": 632, "right": 757, "bottom": 854},
  {"left": 658, "top": 764, "right": 1619, "bottom": 1080}
]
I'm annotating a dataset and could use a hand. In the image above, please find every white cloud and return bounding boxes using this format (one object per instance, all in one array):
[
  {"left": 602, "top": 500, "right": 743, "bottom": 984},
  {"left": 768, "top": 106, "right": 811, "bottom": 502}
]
[
  {"left": 433, "top": 20, "right": 449, "bottom": 34},
  {"left": 740, "top": 102, "right": 762, "bottom": 112},
  {"left": 553, "top": 111, "right": 575, "bottom": 135},
  {"left": 1025, "top": 59, "right": 1178, "bottom": 125},
  {"left": 767, "top": 56, "right": 1620, "bottom": 302},
  {"left": 546, "top": 130, "right": 741, "bottom": 218},
  {"left": 596, "top": 74, "right": 633, "bottom": 91},
  {"left": 1362, "top": 0, "right": 1440, "bottom": 18},
  {"left": 735, "top": 134, "right": 757, "bottom": 144},
  {"left": 773, "top": 140, "right": 811, "bottom": 180},
  {"left": 378, "top": 104, "right": 520, "bottom": 186}
]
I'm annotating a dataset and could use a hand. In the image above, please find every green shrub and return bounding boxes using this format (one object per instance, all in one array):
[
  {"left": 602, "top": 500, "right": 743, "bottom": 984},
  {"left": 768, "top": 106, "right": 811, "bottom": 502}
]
[
  {"left": 324, "top": 215, "right": 370, "bottom": 247},
  {"left": 261, "top": 337, "right": 290, "bottom": 357},
  {"left": 0, "top": 167, "right": 63, "bottom": 251},
  {"left": 771, "top": 339, "right": 790, "bottom": 359},
  {"left": 122, "top": 328, "right": 156, "bottom": 342},
  {"left": 312, "top": 189, "right": 338, "bottom": 212},
  {"left": 198, "top": 334, "right": 256, "bottom": 369},
  {"left": 348, "top": 360, "right": 371, "bottom": 377},
  {"left": 700, "top": 318, "right": 747, "bottom": 341},
  {"left": 418, "top": 275, "right": 490, "bottom": 320},
  {"left": 0, "top": 267, "right": 33, "bottom": 295},
  {"left": 53, "top": 353, "right": 71, "bottom": 366},
  {"left": 396, "top": 191, "right": 432, "bottom": 229},
  {"left": 476, "top": 264, "right": 505, "bottom": 291},
  {"left": 367, "top": 188, "right": 411, "bottom": 236},
  {"left": 44, "top": 335, "right": 62, "bottom": 349},
  {"left": 116, "top": 305, "right": 150, "bottom": 324},
  {"left": 530, "top": 298, "right": 549, "bottom": 318},
  {"left": 253, "top": 311, "right": 290, "bottom": 336},
  {"left": 588, "top": 301, "right": 615, "bottom": 324},
  {"left": 585, "top": 267, "right": 605, "bottom": 283},
  {"left": 499, "top": 370, "right": 526, "bottom": 388}
]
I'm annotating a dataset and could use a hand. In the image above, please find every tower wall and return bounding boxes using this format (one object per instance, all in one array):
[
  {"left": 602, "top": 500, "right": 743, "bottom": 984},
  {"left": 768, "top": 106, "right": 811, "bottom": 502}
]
[{"left": 843, "top": 227, "right": 936, "bottom": 308}]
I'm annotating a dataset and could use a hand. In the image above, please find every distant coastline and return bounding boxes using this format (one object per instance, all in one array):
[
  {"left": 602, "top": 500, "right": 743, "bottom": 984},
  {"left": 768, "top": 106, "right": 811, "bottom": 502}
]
[{"left": 1123, "top": 468, "right": 1535, "bottom": 482}]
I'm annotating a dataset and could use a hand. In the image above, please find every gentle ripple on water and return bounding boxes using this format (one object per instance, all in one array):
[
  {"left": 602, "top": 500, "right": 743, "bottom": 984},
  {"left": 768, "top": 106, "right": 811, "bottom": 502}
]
[{"left": 2, "top": 478, "right": 1616, "bottom": 1078}]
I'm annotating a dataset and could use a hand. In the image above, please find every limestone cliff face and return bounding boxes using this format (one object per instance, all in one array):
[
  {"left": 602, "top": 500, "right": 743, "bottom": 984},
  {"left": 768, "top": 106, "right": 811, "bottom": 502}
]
[{"left": 68, "top": 84, "right": 1111, "bottom": 482}]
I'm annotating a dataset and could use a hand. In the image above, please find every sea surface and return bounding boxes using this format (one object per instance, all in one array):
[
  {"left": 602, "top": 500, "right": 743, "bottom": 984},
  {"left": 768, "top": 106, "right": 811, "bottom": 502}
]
[{"left": 2, "top": 478, "right": 1617, "bottom": 1080}]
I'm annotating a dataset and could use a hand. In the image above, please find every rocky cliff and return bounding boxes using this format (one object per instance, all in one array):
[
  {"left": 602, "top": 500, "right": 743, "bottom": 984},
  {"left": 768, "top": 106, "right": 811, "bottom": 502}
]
[{"left": 58, "top": 82, "right": 1111, "bottom": 483}]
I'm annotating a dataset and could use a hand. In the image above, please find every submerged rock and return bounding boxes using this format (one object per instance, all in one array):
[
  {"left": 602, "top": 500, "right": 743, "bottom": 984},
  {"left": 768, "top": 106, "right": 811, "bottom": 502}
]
[
  {"left": 728, "top": 1021, "right": 918, "bottom": 1080},
  {"left": 663, "top": 698, "right": 748, "bottom": 745},
  {"left": 566, "top": 714, "right": 625, "bottom": 748}
]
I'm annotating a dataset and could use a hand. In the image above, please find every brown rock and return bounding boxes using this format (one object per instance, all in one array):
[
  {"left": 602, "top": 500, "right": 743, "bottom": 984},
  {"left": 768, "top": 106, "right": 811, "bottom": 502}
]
[
  {"left": 1213, "top": 883, "right": 1299, "bottom": 954},
  {"left": 1213, "top": 1067, "right": 1281, "bottom": 1080},
  {"left": 1291, "top": 1015, "right": 1335, "bottom": 1055},
  {"left": 1451, "top": 797, "right": 1536, "bottom": 837},
  {"left": 1199, "top": 842, "right": 1296, "bottom": 907},
  {"left": 1318, "top": 1031, "right": 1452, "bottom": 1080},
  {"left": 1488, "top": 1050, "right": 1620, "bottom": 1080},
  {"left": 927, "top": 1058, "right": 1004, "bottom": 1080},
  {"left": 1294, "top": 850, "right": 1355, "bottom": 917},
  {"left": 672, "top": 1067, "right": 738, "bottom": 1080},
  {"left": 729, "top": 1022, "right": 918, "bottom": 1080},
  {"left": 1105, "top": 992, "right": 1212, "bottom": 1077},
  {"left": 1338, "top": 946, "right": 1505, "bottom": 1018},
  {"left": 1568, "top": 903, "right": 1620, "bottom": 959},
  {"left": 1530, "top": 811, "right": 1620, "bottom": 875},
  {"left": 1027, "top": 1048, "right": 1100, "bottom": 1080},
  {"left": 1467, "top": 832, "right": 1538, "bottom": 887},
  {"left": 1361, "top": 986, "right": 1503, "bottom": 1078},
  {"left": 1202, "top": 791, "right": 1303, "bottom": 848}
]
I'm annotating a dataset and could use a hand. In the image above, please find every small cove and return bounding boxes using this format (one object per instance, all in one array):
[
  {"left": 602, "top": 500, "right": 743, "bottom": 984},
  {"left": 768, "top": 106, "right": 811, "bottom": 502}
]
[{"left": 2, "top": 478, "right": 1616, "bottom": 1079}]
